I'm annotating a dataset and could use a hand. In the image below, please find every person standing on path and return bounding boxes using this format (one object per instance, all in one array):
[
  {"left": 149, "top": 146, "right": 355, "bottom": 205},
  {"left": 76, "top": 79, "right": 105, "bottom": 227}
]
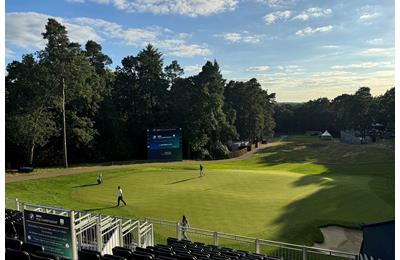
[
  {"left": 117, "top": 186, "right": 127, "bottom": 206},
  {"left": 181, "top": 215, "right": 190, "bottom": 240}
]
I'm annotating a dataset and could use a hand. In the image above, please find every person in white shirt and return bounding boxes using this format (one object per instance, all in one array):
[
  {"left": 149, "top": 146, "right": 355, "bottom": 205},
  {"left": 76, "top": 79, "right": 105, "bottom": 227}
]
[
  {"left": 117, "top": 186, "right": 127, "bottom": 206},
  {"left": 97, "top": 174, "right": 103, "bottom": 184}
]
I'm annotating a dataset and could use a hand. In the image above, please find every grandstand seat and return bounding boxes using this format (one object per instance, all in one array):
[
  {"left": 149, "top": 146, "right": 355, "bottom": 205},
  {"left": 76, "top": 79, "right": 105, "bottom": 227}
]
[
  {"left": 176, "top": 254, "right": 196, "bottom": 260},
  {"left": 5, "top": 221, "right": 17, "bottom": 238},
  {"left": 15, "top": 222, "right": 25, "bottom": 238},
  {"left": 31, "top": 254, "right": 54, "bottom": 260},
  {"left": 191, "top": 252, "right": 210, "bottom": 259},
  {"left": 156, "top": 256, "right": 177, "bottom": 260},
  {"left": 167, "top": 238, "right": 179, "bottom": 246},
  {"left": 220, "top": 248, "right": 233, "bottom": 252},
  {"left": 78, "top": 249, "right": 101, "bottom": 260},
  {"left": 33, "top": 251, "right": 60, "bottom": 260},
  {"left": 102, "top": 254, "right": 127, "bottom": 260},
  {"left": 21, "top": 242, "right": 44, "bottom": 255},
  {"left": 113, "top": 247, "right": 134, "bottom": 260},
  {"left": 5, "top": 237, "right": 23, "bottom": 250},
  {"left": 193, "top": 242, "right": 205, "bottom": 247},
  {"left": 136, "top": 247, "right": 155, "bottom": 254},
  {"left": 5, "top": 248, "right": 31, "bottom": 260},
  {"left": 132, "top": 251, "right": 155, "bottom": 260},
  {"left": 174, "top": 248, "right": 191, "bottom": 255},
  {"left": 205, "top": 245, "right": 218, "bottom": 251}
]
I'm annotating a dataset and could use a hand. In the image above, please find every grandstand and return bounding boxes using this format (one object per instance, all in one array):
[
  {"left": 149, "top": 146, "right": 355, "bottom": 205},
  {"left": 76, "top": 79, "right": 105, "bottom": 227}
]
[{"left": 5, "top": 199, "right": 361, "bottom": 260}]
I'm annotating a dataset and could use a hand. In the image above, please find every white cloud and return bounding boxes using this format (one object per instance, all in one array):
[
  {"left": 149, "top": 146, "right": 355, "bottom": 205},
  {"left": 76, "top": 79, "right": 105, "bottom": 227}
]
[
  {"left": 321, "top": 45, "right": 340, "bottom": 49},
  {"left": 366, "top": 38, "right": 383, "bottom": 45},
  {"left": 292, "top": 7, "right": 332, "bottom": 21},
  {"left": 222, "top": 33, "right": 241, "bottom": 42},
  {"left": 359, "top": 12, "right": 380, "bottom": 22},
  {"left": 5, "top": 48, "right": 15, "bottom": 58},
  {"left": 256, "top": 0, "right": 296, "bottom": 8},
  {"left": 264, "top": 10, "right": 292, "bottom": 25},
  {"left": 221, "top": 70, "right": 232, "bottom": 75},
  {"left": 66, "top": 0, "right": 85, "bottom": 3},
  {"left": 276, "top": 65, "right": 303, "bottom": 73},
  {"left": 6, "top": 12, "right": 211, "bottom": 58},
  {"left": 6, "top": 12, "right": 102, "bottom": 49},
  {"left": 331, "top": 61, "right": 392, "bottom": 70},
  {"left": 360, "top": 48, "right": 394, "bottom": 57},
  {"left": 295, "top": 25, "right": 333, "bottom": 36},
  {"left": 158, "top": 40, "right": 211, "bottom": 57},
  {"left": 218, "top": 32, "right": 263, "bottom": 44},
  {"left": 83, "top": 0, "right": 238, "bottom": 17},
  {"left": 185, "top": 64, "right": 202, "bottom": 74},
  {"left": 247, "top": 65, "right": 270, "bottom": 72}
]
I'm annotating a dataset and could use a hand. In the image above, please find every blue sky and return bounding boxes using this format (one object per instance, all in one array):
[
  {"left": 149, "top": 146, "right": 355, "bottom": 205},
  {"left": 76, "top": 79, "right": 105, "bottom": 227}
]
[{"left": 5, "top": 0, "right": 394, "bottom": 102}]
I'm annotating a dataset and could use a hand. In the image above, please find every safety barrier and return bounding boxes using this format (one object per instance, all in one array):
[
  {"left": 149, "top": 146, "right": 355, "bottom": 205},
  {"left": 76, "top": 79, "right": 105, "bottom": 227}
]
[
  {"left": 145, "top": 217, "right": 358, "bottom": 260},
  {"left": 6, "top": 198, "right": 358, "bottom": 260}
]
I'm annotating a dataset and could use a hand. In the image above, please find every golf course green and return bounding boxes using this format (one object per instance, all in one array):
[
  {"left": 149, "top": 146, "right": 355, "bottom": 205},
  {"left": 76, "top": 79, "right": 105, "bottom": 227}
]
[{"left": 5, "top": 136, "right": 394, "bottom": 246}]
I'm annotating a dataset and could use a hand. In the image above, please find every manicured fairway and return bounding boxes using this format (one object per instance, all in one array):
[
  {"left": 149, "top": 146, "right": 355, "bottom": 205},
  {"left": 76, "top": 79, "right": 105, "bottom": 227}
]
[{"left": 5, "top": 136, "right": 394, "bottom": 246}]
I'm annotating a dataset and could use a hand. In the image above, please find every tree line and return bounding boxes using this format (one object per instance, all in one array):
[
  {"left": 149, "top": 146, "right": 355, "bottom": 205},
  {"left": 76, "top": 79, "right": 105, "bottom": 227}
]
[
  {"left": 274, "top": 87, "right": 395, "bottom": 137},
  {"left": 5, "top": 19, "right": 276, "bottom": 167}
]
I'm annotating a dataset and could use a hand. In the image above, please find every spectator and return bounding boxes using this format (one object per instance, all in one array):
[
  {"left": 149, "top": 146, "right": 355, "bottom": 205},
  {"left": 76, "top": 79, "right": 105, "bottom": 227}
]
[
  {"left": 181, "top": 215, "right": 190, "bottom": 240},
  {"left": 97, "top": 174, "right": 103, "bottom": 184}
]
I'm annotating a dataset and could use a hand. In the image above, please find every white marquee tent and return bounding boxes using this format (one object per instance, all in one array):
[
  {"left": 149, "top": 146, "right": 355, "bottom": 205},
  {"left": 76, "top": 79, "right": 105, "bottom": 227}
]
[{"left": 320, "top": 130, "right": 333, "bottom": 140}]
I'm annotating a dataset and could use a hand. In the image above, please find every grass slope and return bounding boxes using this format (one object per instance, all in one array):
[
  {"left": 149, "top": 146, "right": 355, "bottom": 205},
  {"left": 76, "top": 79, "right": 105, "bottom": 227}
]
[{"left": 5, "top": 136, "right": 394, "bottom": 246}]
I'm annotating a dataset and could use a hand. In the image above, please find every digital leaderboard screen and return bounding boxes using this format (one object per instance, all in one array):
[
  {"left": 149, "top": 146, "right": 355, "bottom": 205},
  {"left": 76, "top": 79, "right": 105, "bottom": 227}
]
[{"left": 147, "top": 128, "right": 182, "bottom": 161}]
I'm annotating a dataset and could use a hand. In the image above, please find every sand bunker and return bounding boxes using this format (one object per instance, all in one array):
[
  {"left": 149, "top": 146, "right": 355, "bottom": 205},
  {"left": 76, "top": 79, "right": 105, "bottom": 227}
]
[{"left": 313, "top": 226, "right": 363, "bottom": 254}]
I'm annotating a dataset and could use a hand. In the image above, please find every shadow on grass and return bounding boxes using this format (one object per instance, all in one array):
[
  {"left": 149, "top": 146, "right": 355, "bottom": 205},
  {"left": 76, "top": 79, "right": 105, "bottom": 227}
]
[
  {"left": 72, "top": 183, "right": 99, "bottom": 188},
  {"left": 82, "top": 205, "right": 119, "bottom": 211},
  {"left": 259, "top": 137, "right": 395, "bottom": 246},
  {"left": 166, "top": 177, "right": 198, "bottom": 185}
]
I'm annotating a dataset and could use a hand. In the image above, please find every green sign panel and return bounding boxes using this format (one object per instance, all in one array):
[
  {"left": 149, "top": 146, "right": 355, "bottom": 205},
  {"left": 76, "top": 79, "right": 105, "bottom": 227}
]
[{"left": 24, "top": 210, "right": 74, "bottom": 259}]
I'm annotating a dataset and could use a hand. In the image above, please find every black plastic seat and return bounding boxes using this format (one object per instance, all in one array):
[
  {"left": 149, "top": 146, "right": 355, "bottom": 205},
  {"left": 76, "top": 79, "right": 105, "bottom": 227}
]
[
  {"left": 167, "top": 238, "right": 179, "bottom": 246},
  {"left": 176, "top": 254, "right": 196, "bottom": 260},
  {"left": 5, "top": 248, "right": 31, "bottom": 260},
  {"left": 132, "top": 252, "right": 155, "bottom": 260},
  {"left": 5, "top": 221, "right": 17, "bottom": 237},
  {"left": 21, "top": 242, "right": 44, "bottom": 255},
  {"left": 136, "top": 247, "right": 155, "bottom": 254},
  {"left": 113, "top": 247, "right": 134, "bottom": 260},
  {"left": 78, "top": 249, "right": 101, "bottom": 260},
  {"left": 14, "top": 222, "right": 25, "bottom": 238},
  {"left": 102, "top": 254, "right": 127, "bottom": 260},
  {"left": 5, "top": 237, "right": 23, "bottom": 250}
]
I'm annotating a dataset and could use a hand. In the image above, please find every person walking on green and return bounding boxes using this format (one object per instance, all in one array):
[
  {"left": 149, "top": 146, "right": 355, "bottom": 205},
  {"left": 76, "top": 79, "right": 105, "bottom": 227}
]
[{"left": 117, "top": 186, "right": 127, "bottom": 206}]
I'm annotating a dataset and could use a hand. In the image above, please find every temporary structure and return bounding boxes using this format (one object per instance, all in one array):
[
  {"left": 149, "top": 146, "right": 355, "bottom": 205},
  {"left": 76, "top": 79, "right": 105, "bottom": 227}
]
[{"left": 320, "top": 130, "right": 333, "bottom": 140}]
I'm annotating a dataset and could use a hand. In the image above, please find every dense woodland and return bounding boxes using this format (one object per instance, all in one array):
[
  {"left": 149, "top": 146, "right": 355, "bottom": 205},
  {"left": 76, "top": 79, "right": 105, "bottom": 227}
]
[
  {"left": 5, "top": 19, "right": 394, "bottom": 167},
  {"left": 5, "top": 19, "right": 275, "bottom": 166},
  {"left": 274, "top": 87, "right": 395, "bottom": 137}
]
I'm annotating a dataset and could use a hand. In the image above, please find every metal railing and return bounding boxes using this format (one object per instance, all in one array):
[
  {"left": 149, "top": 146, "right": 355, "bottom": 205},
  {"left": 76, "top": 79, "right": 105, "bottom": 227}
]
[
  {"left": 6, "top": 198, "right": 358, "bottom": 260},
  {"left": 145, "top": 217, "right": 358, "bottom": 260}
]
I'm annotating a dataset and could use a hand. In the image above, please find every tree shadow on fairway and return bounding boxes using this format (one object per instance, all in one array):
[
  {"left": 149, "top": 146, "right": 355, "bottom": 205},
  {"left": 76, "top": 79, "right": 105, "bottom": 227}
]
[
  {"left": 254, "top": 137, "right": 395, "bottom": 246},
  {"left": 82, "top": 205, "right": 119, "bottom": 212},
  {"left": 72, "top": 183, "right": 98, "bottom": 188},
  {"left": 166, "top": 177, "right": 198, "bottom": 185}
]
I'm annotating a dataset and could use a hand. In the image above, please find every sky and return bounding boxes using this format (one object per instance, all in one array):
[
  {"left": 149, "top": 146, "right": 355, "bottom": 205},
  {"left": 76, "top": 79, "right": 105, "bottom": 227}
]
[{"left": 4, "top": 0, "right": 395, "bottom": 102}]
